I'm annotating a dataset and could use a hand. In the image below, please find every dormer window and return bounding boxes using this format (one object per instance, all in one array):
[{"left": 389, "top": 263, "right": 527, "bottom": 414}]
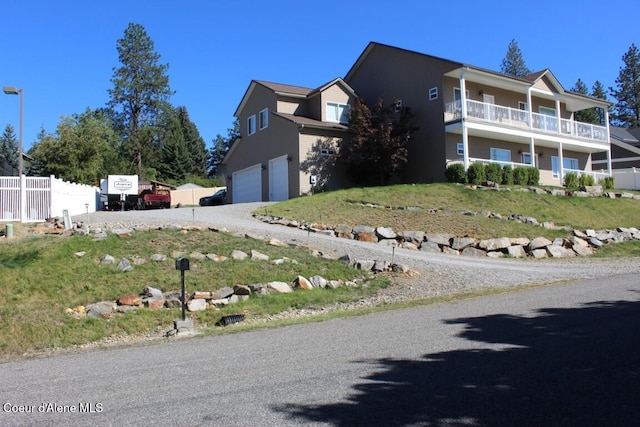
[{"left": 326, "top": 102, "right": 350, "bottom": 124}]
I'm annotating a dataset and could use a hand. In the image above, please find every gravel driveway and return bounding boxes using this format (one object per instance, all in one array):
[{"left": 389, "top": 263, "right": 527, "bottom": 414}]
[{"left": 73, "top": 203, "right": 640, "bottom": 303}]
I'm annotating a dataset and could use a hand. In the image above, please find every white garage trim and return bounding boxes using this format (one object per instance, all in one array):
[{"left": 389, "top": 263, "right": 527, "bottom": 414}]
[
  {"left": 269, "top": 155, "right": 289, "bottom": 201},
  {"left": 232, "top": 164, "right": 262, "bottom": 203}
]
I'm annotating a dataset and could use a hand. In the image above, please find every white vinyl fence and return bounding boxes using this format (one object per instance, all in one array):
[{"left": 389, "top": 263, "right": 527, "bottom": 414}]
[
  {"left": 612, "top": 168, "right": 640, "bottom": 191},
  {"left": 0, "top": 175, "right": 99, "bottom": 223}
]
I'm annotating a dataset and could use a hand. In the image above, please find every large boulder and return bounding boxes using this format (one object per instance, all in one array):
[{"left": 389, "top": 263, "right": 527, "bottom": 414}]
[{"left": 528, "top": 237, "right": 552, "bottom": 251}]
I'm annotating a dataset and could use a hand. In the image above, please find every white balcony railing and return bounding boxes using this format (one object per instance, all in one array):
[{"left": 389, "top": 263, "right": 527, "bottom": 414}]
[{"left": 445, "top": 100, "right": 609, "bottom": 144}]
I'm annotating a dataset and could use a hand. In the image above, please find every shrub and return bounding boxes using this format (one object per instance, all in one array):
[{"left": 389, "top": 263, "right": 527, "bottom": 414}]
[
  {"left": 579, "top": 174, "right": 595, "bottom": 187},
  {"left": 512, "top": 166, "right": 529, "bottom": 185},
  {"left": 485, "top": 163, "right": 502, "bottom": 184},
  {"left": 444, "top": 163, "right": 466, "bottom": 183},
  {"left": 599, "top": 176, "right": 615, "bottom": 190},
  {"left": 501, "top": 165, "right": 514, "bottom": 185},
  {"left": 564, "top": 172, "right": 579, "bottom": 188},
  {"left": 526, "top": 167, "right": 540, "bottom": 185},
  {"left": 467, "top": 162, "right": 486, "bottom": 185}
]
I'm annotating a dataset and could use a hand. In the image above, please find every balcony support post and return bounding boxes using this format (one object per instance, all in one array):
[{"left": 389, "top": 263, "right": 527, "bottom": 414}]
[
  {"left": 604, "top": 109, "right": 612, "bottom": 177},
  {"left": 558, "top": 142, "right": 564, "bottom": 183},
  {"left": 460, "top": 70, "right": 470, "bottom": 170},
  {"left": 529, "top": 138, "right": 536, "bottom": 167}
]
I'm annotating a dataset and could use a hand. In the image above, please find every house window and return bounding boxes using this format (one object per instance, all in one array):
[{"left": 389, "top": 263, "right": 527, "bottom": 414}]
[
  {"left": 259, "top": 108, "right": 268, "bottom": 130},
  {"left": 521, "top": 152, "right": 538, "bottom": 165},
  {"left": 327, "top": 102, "right": 349, "bottom": 124},
  {"left": 490, "top": 148, "right": 511, "bottom": 163},
  {"left": 247, "top": 115, "right": 256, "bottom": 135},
  {"left": 539, "top": 106, "right": 556, "bottom": 116},
  {"left": 454, "top": 88, "right": 470, "bottom": 102},
  {"left": 518, "top": 102, "right": 528, "bottom": 111},
  {"left": 552, "top": 156, "right": 579, "bottom": 178},
  {"left": 320, "top": 148, "right": 336, "bottom": 156},
  {"left": 429, "top": 87, "right": 438, "bottom": 100},
  {"left": 457, "top": 143, "right": 464, "bottom": 156}
]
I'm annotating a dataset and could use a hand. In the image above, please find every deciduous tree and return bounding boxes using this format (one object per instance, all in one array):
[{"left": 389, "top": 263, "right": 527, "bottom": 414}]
[
  {"left": 28, "top": 109, "right": 121, "bottom": 185},
  {"left": 340, "top": 97, "right": 417, "bottom": 186}
]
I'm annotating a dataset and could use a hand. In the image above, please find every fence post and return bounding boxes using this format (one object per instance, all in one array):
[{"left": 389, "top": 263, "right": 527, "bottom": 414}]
[{"left": 19, "top": 174, "right": 26, "bottom": 223}]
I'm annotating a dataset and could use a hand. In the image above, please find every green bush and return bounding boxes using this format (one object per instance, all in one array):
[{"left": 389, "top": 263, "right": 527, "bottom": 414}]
[
  {"left": 501, "top": 165, "right": 514, "bottom": 185},
  {"left": 485, "top": 163, "right": 502, "bottom": 184},
  {"left": 444, "top": 163, "right": 466, "bottom": 183},
  {"left": 467, "top": 162, "right": 486, "bottom": 185},
  {"left": 513, "top": 166, "right": 529, "bottom": 185},
  {"left": 579, "top": 174, "right": 595, "bottom": 187},
  {"left": 599, "top": 176, "right": 615, "bottom": 190},
  {"left": 526, "top": 167, "right": 540, "bottom": 185},
  {"left": 564, "top": 172, "right": 579, "bottom": 188}
]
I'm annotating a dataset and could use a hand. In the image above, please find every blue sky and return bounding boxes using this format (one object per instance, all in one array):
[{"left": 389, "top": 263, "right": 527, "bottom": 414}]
[{"left": 1, "top": 0, "right": 638, "bottom": 152}]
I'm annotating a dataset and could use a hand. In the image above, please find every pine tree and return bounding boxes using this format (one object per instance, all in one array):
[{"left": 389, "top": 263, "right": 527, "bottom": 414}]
[
  {"left": 500, "top": 39, "right": 531, "bottom": 77},
  {"left": 208, "top": 119, "right": 240, "bottom": 177},
  {"left": 572, "top": 79, "right": 599, "bottom": 124},
  {"left": 609, "top": 43, "right": 640, "bottom": 128},
  {"left": 591, "top": 81, "right": 608, "bottom": 125},
  {"left": 0, "top": 124, "right": 19, "bottom": 175},
  {"left": 176, "top": 106, "right": 208, "bottom": 177},
  {"left": 108, "top": 23, "right": 173, "bottom": 176}
]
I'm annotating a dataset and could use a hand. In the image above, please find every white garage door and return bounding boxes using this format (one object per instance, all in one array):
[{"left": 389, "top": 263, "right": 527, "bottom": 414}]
[
  {"left": 232, "top": 164, "right": 262, "bottom": 203},
  {"left": 269, "top": 155, "right": 289, "bottom": 201}
]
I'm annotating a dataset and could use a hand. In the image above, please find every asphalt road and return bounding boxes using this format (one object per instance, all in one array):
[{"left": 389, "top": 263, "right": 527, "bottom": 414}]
[{"left": 1, "top": 272, "right": 639, "bottom": 426}]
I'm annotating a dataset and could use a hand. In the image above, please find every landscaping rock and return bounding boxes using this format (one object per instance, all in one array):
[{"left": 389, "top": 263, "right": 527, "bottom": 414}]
[
  {"left": 398, "top": 230, "right": 425, "bottom": 244},
  {"left": 507, "top": 245, "right": 527, "bottom": 258},
  {"left": 355, "top": 260, "right": 376, "bottom": 271},
  {"left": 376, "top": 226, "right": 397, "bottom": 239},
  {"left": 478, "top": 237, "right": 511, "bottom": 251},
  {"left": 528, "top": 237, "right": 552, "bottom": 251},
  {"left": 117, "top": 294, "right": 141, "bottom": 306},
  {"left": 212, "top": 287, "right": 234, "bottom": 300},
  {"left": 86, "top": 301, "right": 116, "bottom": 319},
  {"left": 334, "top": 224, "right": 353, "bottom": 239},
  {"left": 425, "top": 233, "right": 453, "bottom": 246},
  {"left": 450, "top": 237, "right": 476, "bottom": 250},
  {"left": 310, "top": 275, "right": 328, "bottom": 289},
  {"left": 250, "top": 250, "right": 269, "bottom": 261},
  {"left": 267, "top": 281, "right": 293, "bottom": 293},
  {"left": 187, "top": 299, "right": 207, "bottom": 312},
  {"left": 231, "top": 250, "right": 248, "bottom": 260},
  {"left": 461, "top": 247, "right": 486, "bottom": 257},
  {"left": 117, "top": 258, "right": 133, "bottom": 272},
  {"left": 100, "top": 254, "right": 115, "bottom": 265},
  {"left": 233, "top": 284, "right": 251, "bottom": 295},
  {"left": 420, "top": 242, "right": 442, "bottom": 253},
  {"left": 151, "top": 254, "right": 166, "bottom": 262},
  {"left": 294, "top": 275, "right": 313, "bottom": 290},
  {"left": 268, "top": 238, "right": 289, "bottom": 247}
]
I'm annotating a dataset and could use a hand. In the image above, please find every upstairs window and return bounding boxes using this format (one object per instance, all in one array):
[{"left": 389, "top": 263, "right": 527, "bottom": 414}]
[
  {"left": 247, "top": 115, "right": 256, "bottom": 135},
  {"left": 326, "top": 102, "right": 350, "bottom": 124},
  {"left": 429, "top": 87, "right": 438, "bottom": 100},
  {"left": 259, "top": 108, "right": 269, "bottom": 130}
]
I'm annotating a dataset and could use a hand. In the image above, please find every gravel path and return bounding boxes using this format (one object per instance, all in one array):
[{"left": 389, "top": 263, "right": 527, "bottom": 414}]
[{"left": 73, "top": 203, "right": 640, "bottom": 304}]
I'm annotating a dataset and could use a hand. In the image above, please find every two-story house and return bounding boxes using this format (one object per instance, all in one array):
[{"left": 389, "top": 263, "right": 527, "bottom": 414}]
[
  {"left": 222, "top": 78, "right": 356, "bottom": 203},
  {"left": 345, "top": 42, "right": 613, "bottom": 186}
]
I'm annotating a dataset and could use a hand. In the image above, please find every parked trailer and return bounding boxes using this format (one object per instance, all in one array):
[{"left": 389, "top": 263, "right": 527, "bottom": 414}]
[
  {"left": 100, "top": 175, "right": 139, "bottom": 211},
  {"left": 100, "top": 176, "right": 173, "bottom": 210}
]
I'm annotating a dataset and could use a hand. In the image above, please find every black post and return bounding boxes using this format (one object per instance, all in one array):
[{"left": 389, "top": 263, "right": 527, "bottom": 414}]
[
  {"left": 180, "top": 269, "right": 186, "bottom": 321},
  {"left": 175, "top": 258, "right": 190, "bottom": 322}
]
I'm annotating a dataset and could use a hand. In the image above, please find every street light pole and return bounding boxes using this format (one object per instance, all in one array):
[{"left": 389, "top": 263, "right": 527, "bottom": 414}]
[{"left": 2, "top": 86, "right": 23, "bottom": 178}]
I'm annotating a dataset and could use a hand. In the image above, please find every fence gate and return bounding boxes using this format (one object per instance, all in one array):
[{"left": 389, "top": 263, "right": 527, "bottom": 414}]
[{"left": 0, "top": 176, "right": 51, "bottom": 223}]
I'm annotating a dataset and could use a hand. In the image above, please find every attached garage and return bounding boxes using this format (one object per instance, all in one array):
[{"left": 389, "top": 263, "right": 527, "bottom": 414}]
[
  {"left": 269, "top": 155, "right": 289, "bottom": 201},
  {"left": 232, "top": 164, "right": 262, "bottom": 203}
]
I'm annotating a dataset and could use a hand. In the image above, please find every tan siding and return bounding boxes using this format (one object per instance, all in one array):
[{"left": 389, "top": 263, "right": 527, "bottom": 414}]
[{"left": 346, "top": 44, "right": 460, "bottom": 183}]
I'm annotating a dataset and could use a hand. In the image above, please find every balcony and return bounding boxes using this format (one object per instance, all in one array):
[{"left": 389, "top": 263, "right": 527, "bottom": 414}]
[{"left": 445, "top": 100, "right": 608, "bottom": 145}]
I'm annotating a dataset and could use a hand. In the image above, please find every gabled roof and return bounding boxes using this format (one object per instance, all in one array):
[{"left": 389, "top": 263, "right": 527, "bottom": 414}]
[
  {"left": 347, "top": 42, "right": 611, "bottom": 112},
  {"left": 234, "top": 78, "right": 356, "bottom": 118}
]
